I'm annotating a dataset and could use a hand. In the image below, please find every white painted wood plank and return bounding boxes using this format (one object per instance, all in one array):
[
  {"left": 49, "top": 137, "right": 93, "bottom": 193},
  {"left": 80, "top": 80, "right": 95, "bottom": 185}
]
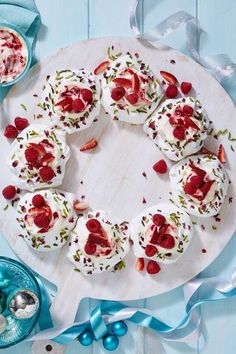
[{"left": 89, "top": 0, "right": 142, "bottom": 38}]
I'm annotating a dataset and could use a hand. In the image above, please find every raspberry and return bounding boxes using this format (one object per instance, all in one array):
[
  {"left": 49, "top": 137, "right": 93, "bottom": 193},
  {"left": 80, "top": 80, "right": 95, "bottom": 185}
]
[
  {"left": 173, "top": 126, "right": 185, "bottom": 140},
  {"left": 72, "top": 98, "right": 85, "bottom": 113},
  {"left": 84, "top": 241, "right": 97, "bottom": 255},
  {"left": 145, "top": 245, "right": 157, "bottom": 257},
  {"left": 32, "top": 194, "right": 45, "bottom": 207},
  {"left": 34, "top": 214, "right": 50, "bottom": 228},
  {"left": 111, "top": 86, "right": 126, "bottom": 101},
  {"left": 165, "top": 84, "right": 178, "bottom": 98},
  {"left": 153, "top": 159, "right": 168, "bottom": 174},
  {"left": 4, "top": 125, "right": 18, "bottom": 139},
  {"left": 126, "top": 93, "right": 139, "bottom": 105},
  {"left": 14, "top": 117, "right": 29, "bottom": 131},
  {"left": 182, "top": 105, "right": 193, "bottom": 116},
  {"left": 146, "top": 260, "right": 161, "bottom": 275},
  {"left": 25, "top": 147, "right": 40, "bottom": 167},
  {"left": 2, "top": 185, "right": 16, "bottom": 200},
  {"left": 152, "top": 214, "right": 166, "bottom": 227},
  {"left": 180, "top": 82, "right": 192, "bottom": 94},
  {"left": 86, "top": 219, "right": 101, "bottom": 233},
  {"left": 39, "top": 166, "right": 55, "bottom": 181},
  {"left": 80, "top": 88, "right": 93, "bottom": 103},
  {"left": 184, "top": 182, "right": 197, "bottom": 196}
]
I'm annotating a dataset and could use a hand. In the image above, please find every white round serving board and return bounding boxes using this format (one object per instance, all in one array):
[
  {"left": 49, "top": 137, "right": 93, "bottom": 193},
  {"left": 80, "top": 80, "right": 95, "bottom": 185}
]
[{"left": 1, "top": 37, "right": 236, "bottom": 325}]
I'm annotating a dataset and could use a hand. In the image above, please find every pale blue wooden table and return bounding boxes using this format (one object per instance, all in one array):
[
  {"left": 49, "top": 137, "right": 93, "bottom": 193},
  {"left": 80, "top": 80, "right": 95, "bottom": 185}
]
[{"left": 2, "top": 1, "right": 236, "bottom": 353}]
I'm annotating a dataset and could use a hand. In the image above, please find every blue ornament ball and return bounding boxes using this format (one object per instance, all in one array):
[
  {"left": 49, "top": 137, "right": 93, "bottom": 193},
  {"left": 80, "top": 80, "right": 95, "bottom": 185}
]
[
  {"left": 112, "top": 321, "right": 128, "bottom": 337},
  {"left": 78, "top": 329, "right": 94, "bottom": 346},
  {"left": 103, "top": 334, "right": 119, "bottom": 351},
  {"left": 0, "top": 269, "right": 12, "bottom": 289}
]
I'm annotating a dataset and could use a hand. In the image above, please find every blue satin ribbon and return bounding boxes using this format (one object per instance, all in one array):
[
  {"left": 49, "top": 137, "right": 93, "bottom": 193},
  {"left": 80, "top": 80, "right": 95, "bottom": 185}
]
[{"left": 27, "top": 269, "right": 236, "bottom": 344}]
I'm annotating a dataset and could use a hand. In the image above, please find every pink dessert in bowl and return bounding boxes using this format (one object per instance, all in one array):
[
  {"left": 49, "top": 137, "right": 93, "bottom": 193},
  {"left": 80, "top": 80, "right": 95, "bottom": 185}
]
[{"left": 0, "top": 24, "right": 31, "bottom": 86}]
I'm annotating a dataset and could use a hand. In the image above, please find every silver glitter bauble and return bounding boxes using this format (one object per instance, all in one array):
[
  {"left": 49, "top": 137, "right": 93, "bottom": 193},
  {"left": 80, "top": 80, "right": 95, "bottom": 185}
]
[
  {"left": 7, "top": 289, "right": 40, "bottom": 320},
  {"left": 0, "top": 314, "right": 7, "bottom": 334}
]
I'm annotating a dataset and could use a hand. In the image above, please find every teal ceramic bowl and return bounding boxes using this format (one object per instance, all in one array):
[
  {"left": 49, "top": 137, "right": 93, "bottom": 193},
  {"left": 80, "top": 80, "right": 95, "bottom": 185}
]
[
  {"left": 0, "top": 257, "right": 41, "bottom": 348},
  {"left": 0, "top": 23, "right": 32, "bottom": 87}
]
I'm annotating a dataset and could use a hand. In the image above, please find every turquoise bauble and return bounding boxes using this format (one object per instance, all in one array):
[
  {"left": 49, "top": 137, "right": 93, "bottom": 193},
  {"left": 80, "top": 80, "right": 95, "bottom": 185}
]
[
  {"left": 103, "top": 334, "right": 119, "bottom": 351},
  {"left": 0, "top": 269, "right": 12, "bottom": 289},
  {"left": 78, "top": 329, "right": 94, "bottom": 346},
  {"left": 0, "top": 292, "right": 6, "bottom": 313},
  {"left": 112, "top": 321, "right": 128, "bottom": 337}
]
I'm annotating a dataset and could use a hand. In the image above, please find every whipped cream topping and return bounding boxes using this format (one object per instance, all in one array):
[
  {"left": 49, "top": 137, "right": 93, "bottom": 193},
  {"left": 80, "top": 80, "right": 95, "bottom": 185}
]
[
  {"left": 67, "top": 210, "right": 130, "bottom": 275},
  {"left": 8, "top": 124, "right": 70, "bottom": 191},
  {"left": 101, "top": 54, "right": 163, "bottom": 125},
  {"left": 144, "top": 97, "right": 209, "bottom": 161},
  {"left": 169, "top": 154, "right": 229, "bottom": 217},
  {"left": 17, "top": 189, "right": 77, "bottom": 251},
  {"left": 40, "top": 69, "right": 101, "bottom": 133},
  {"left": 131, "top": 204, "right": 193, "bottom": 264},
  {"left": 0, "top": 27, "right": 28, "bottom": 84}
]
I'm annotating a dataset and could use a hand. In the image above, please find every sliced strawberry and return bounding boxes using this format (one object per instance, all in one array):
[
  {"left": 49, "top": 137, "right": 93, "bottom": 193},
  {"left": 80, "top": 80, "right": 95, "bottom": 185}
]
[
  {"left": 146, "top": 260, "right": 161, "bottom": 275},
  {"left": 218, "top": 144, "right": 226, "bottom": 163},
  {"left": 184, "top": 116, "right": 200, "bottom": 130},
  {"left": 169, "top": 116, "right": 177, "bottom": 125},
  {"left": 94, "top": 60, "right": 110, "bottom": 75},
  {"left": 112, "top": 78, "right": 132, "bottom": 88},
  {"left": 200, "top": 147, "right": 216, "bottom": 156},
  {"left": 189, "top": 163, "right": 206, "bottom": 179},
  {"left": 73, "top": 201, "right": 89, "bottom": 212},
  {"left": 160, "top": 71, "right": 177, "bottom": 85},
  {"left": 132, "top": 72, "right": 140, "bottom": 92},
  {"left": 87, "top": 231, "right": 110, "bottom": 248},
  {"left": 55, "top": 97, "right": 73, "bottom": 108},
  {"left": 126, "top": 93, "right": 139, "bottom": 105},
  {"left": 150, "top": 227, "right": 159, "bottom": 244},
  {"left": 41, "top": 139, "right": 54, "bottom": 148},
  {"left": 180, "top": 82, "right": 192, "bottom": 94},
  {"left": 145, "top": 244, "right": 157, "bottom": 257},
  {"left": 200, "top": 180, "right": 215, "bottom": 197},
  {"left": 84, "top": 241, "right": 97, "bottom": 255},
  {"left": 4, "top": 125, "right": 18, "bottom": 139},
  {"left": 136, "top": 257, "right": 144, "bottom": 271},
  {"left": 39, "top": 166, "right": 55, "bottom": 181},
  {"left": 152, "top": 214, "right": 166, "bottom": 227},
  {"left": 14, "top": 117, "right": 29, "bottom": 131},
  {"left": 158, "top": 234, "right": 175, "bottom": 249},
  {"left": 34, "top": 214, "right": 50, "bottom": 228},
  {"left": 86, "top": 219, "right": 101, "bottom": 233},
  {"left": 39, "top": 153, "right": 55, "bottom": 167},
  {"left": 29, "top": 143, "right": 47, "bottom": 155},
  {"left": 80, "top": 138, "right": 98, "bottom": 152}
]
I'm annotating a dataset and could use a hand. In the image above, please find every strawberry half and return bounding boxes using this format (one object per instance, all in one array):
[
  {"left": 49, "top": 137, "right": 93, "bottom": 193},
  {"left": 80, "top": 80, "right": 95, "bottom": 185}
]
[
  {"left": 112, "top": 78, "right": 132, "bottom": 88},
  {"left": 136, "top": 257, "right": 144, "bottom": 271},
  {"left": 184, "top": 116, "right": 200, "bottom": 130},
  {"left": 157, "top": 234, "right": 175, "bottom": 249},
  {"left": 94, "top": 60, "right": 110, "bottom": 75},
  {"left": 160, "top": 71, "right": 177, "bottom": 85},
  {"left": 87, "top": 230, "right": 110, "bottom": 248},
  {"left": 189, "top": 163, "right": 206, "bottom": 179},
  {"left": 80, "top": 138, "right": 98, "bottom": 152},
  {"left": 218, "top": 144, "right": 226, "bottom": 163},
  {"left": 39, "top": 153, "right": 55, "bottom": 167},
  {"left": 131, "top": 72, "right": 140, "bottom": 92},
  {"left": 29, "top": 143, "right": 46, "bottom": 155},
  {"left": 55, "top": 97, "right": 73, "bottom": 108}
]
